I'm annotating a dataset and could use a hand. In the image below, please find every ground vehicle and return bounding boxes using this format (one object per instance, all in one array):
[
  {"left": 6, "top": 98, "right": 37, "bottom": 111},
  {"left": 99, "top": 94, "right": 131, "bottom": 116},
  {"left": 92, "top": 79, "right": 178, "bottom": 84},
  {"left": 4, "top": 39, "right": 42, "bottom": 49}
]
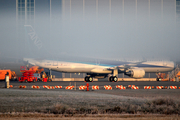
[
  {"left": 33, "top": 73, "right": 41, "bottom": 81},
  {"left": 28, "top": 66, "right": 52, "bottom": 81},
  {"left": 156, "top": 73, "right": 169, "bottom": 81},
  {"left": 19, "top": 66, "right": 52, "bottom": 82},
  {"left": 39, "top": 71, "right": 52, "bottom": 82},
  {"left": 28, "top": 66, "right": 44, "bottom": 74},
  {"left": 0, "top": 70, "right": 17, "bottom": 80},
  {"left": 157, "top": 69, "right": 180, "bottom": 82},
  {"left": 19, "top": 73, "right": 37, "bottom": 82},
  {"left": 19, "top": 66, "right": 37, "bottom": 82},
  {"left": 176, "top": 71, "right": 180, "bottom": 80}
]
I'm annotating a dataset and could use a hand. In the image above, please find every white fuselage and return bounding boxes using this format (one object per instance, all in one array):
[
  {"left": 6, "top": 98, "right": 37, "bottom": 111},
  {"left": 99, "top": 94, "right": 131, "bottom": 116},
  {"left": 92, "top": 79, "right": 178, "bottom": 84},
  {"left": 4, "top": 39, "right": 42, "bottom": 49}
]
[{"left": 24, "top": 58, "right": 175, "bottom": 74}]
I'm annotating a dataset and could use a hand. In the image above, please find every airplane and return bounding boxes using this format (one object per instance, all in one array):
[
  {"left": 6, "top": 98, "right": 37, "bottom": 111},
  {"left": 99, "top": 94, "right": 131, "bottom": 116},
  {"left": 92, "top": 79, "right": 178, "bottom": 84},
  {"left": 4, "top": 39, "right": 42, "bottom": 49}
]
[
  {"left": 23, "top": 58, "right": 176, "bottom": 82},
  {"left": 23, "top": 25, "right": 176, "bottom": 82}
]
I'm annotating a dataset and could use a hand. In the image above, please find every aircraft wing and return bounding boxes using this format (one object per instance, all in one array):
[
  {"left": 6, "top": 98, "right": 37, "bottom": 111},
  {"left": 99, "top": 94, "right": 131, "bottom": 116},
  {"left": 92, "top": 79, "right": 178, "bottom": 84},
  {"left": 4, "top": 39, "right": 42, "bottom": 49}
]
[{"left": 107, "top": 60, "right": 146, "bottom": 70}]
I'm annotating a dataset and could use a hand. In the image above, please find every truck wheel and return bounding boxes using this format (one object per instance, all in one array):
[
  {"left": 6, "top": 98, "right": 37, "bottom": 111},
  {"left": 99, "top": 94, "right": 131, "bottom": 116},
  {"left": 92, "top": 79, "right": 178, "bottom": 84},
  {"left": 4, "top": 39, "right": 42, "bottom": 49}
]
[
  {"left": 89, "top": 77, "right": 93, "bottom": 82},
  {"left": 109, "top": 76, "right": 113, "bottom": 82},
  {"left": 33, "top": 79, "right": 36, "bottom": 82},
  {"left": 24, "top": 80, "right": 28, "bottom": 83},
  {"left": 113, "top": 76, "right": 118, "bottom": 82}
]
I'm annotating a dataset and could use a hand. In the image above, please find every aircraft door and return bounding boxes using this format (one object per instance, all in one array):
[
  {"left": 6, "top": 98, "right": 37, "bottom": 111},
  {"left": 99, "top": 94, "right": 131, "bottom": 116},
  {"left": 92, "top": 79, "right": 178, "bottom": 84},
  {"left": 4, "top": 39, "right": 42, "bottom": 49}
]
[
  {"left": 163, "top": 61, "right": 167, "bottom": 66},
  {"left": 53, "top": 61, "right": 58, "bottom": 66}
]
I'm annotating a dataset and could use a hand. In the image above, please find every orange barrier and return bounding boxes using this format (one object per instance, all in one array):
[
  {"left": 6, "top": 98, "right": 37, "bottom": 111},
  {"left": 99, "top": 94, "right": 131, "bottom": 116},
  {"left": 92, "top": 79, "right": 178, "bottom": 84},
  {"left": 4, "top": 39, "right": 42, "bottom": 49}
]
[
  {"left": 156, "top": 86, "right": 164, "bottom": 89},
  {"left": 19, "top": 85, "right": 26, "bottom": 88},
  {"left": 79, "top": 85, "right": 87, "bottom": 90},
  {"left": 14, "top": 85, "right": 180, "bottom": 90},
  {"left": 43, "top": 85, "right": 55, "bottom": 89},
  {"left": 65, "top": 86, "right": 74, "bottom": 90},
  {"left": 144, "top": 86, "right": 151, "bottom": 89},
  {"left": 55, "top": 86, "right": 62, "bottom": 89},
  {"left": 92, "top": 85, "right": 99, "bottom": 90},
  {"left": 31, "top": 85, "right": 40, "bottom": 89},
  {"left": 131, "top": 86, "right": 139, "bottom": 89},
  {"left": 116, "top": 85, "right": 126, "bottom": 89},
  {"left": 43, "top": 85, "right": 49, "bottom": 88},
  {"left": 128, "top": 85, "right": 135, "bottom": 88},
  {"left": 104, "top": 85, "right": 112, "bottom": 90},
  {"left": 116, "top": 85, "right": 123, "bottom": 88},
  {"left": 169, "top": 86, "right": 177, "bottom": 89},
  {"left": 47, "top": 86, "right": 55, "bottom": 89}
]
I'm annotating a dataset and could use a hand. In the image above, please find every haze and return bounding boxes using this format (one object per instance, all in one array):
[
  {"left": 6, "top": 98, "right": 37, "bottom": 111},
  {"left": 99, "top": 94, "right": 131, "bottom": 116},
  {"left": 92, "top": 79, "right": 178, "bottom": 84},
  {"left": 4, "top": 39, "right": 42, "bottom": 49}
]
[{"left": 0, "top": 0, "right": 180, "bottom": 62}]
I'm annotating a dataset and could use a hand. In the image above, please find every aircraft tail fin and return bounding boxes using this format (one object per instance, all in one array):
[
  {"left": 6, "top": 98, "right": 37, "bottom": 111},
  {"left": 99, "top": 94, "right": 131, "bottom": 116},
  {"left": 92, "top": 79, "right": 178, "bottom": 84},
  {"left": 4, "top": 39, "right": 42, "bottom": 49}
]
[
  {"left": 24, "top": 25, "right": 55, "bottom": 60},
  {"left": 24, "top": 25, "right": 42, "bottom": 50}
]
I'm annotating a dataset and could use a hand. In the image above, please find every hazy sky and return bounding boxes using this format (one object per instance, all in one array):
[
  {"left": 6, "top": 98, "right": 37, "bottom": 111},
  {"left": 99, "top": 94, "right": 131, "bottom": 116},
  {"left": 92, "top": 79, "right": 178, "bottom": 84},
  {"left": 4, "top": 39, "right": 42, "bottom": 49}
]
[{"left": 0, "top": 0, "right": 180, "bottom": 62}]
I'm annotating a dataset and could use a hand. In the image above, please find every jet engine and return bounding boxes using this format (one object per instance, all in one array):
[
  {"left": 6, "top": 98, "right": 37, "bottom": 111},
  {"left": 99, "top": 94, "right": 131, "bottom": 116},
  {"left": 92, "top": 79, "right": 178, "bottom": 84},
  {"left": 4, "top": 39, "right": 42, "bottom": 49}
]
[{"left": 125, "top": 68, "right": 145, "bottom": 78}]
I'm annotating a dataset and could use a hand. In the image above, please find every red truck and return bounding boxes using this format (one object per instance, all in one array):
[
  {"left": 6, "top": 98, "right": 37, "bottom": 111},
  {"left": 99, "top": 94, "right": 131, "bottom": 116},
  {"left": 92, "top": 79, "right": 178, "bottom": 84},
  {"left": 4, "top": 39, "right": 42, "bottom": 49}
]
[{"left": 19, "top": 66, "right": 37, "bottom": 83}]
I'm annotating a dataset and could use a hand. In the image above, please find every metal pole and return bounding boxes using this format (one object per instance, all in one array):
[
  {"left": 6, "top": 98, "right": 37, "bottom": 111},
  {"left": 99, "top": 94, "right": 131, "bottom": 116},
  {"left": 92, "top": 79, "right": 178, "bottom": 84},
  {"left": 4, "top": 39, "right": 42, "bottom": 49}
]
[
  {"left": 148, "top": 0, "right": 150, "bottom": 30},
  {"left": 34, "top": 0, "right": 35, "bottom": 24},
  {"left": 16, "top": 0, "right": 18, "bottom": 60},
  {"left": 96, "top": 0, "right": 98, "bottom": 22},
  {"left": 50, "top": 0, "right": 51, "bottom": 20},
  {"left": 16, "top": 0, "right": 18, "bottom": 25},
  {"left": 50, "top": 0, "right": 51, "bottom": 34},
  {"left": 62, "top": 73, "right": 65, "bottom": 78},
  {"left": 49, "top": 69, "right": 52, "bottom": 79},
  {"left": 74, "top": 82, "right": 76, "bottom": 90},
  {"left": 161, "top": 0, "right": 163, "bottom": 19},
  {"left": 62, "top": 0, "right": 65, "bottom": 21},
  {"left": 135, "top": 0, "right": 137, "bottom": 21},
  {"left": 83, "top": 73, "right": 86, "bottom": 78},
  {"left": 148, "top": 0, "right": 150, "bottom": 20},
  {"left": 109, "top": 0, "right": 111, "bottom": 22},
  {"left": 5, "top": 75, "right": 9, "bottom": 88},
  {"left": 83, "top": 0, "right": 85, "bottom": 21},
  {"left": 161, "top": 0, "right": 164, "bottom": 43},
  {"left": 25, "top": 0, "right": 27, "bottom": 24},
  {"left": 122, "top": 0, "right": 124, "bottom": 21},
  {"left": 70, "top": 0, "right": 71, "bottom": 21},
  {"left": 122, "top": 73, "right": 124, "bottom": 81}
]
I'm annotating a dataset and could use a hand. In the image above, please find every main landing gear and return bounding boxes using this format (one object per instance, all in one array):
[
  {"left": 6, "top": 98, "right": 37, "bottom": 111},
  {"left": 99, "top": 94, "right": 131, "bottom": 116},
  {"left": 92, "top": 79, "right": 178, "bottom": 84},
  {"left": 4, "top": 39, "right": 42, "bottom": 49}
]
[
  {"left": 109, "top": 76, "right": 118, "bottom": 82},
  {"left": 84, "top": 75, "right": 118, "bottom": 82},
  {"left": 84, "top": 76, "right": 93, "bottom": 82}
]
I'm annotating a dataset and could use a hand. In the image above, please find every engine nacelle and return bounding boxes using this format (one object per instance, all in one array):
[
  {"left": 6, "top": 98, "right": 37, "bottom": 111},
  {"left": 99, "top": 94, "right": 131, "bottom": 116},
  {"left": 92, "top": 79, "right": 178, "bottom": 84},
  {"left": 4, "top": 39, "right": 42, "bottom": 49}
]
[{"left": 125, "top": 68, "right": 145, "bottom": 79}]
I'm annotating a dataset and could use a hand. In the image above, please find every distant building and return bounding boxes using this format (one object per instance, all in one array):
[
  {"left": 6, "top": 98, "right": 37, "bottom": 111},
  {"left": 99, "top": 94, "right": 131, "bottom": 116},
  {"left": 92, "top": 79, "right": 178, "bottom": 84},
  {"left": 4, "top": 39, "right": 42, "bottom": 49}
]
[
  {"left": 15, "top": 0, "right": 178, "bottom": 78},
  {"left": 177, "top": 0, "right": 180, "bottom": 24},
  {"left": 16, "top": 0, "right": 35, "bottom": 57},
  {"left": 16, "top": 0, "right": 35, "bottom": 25}
]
